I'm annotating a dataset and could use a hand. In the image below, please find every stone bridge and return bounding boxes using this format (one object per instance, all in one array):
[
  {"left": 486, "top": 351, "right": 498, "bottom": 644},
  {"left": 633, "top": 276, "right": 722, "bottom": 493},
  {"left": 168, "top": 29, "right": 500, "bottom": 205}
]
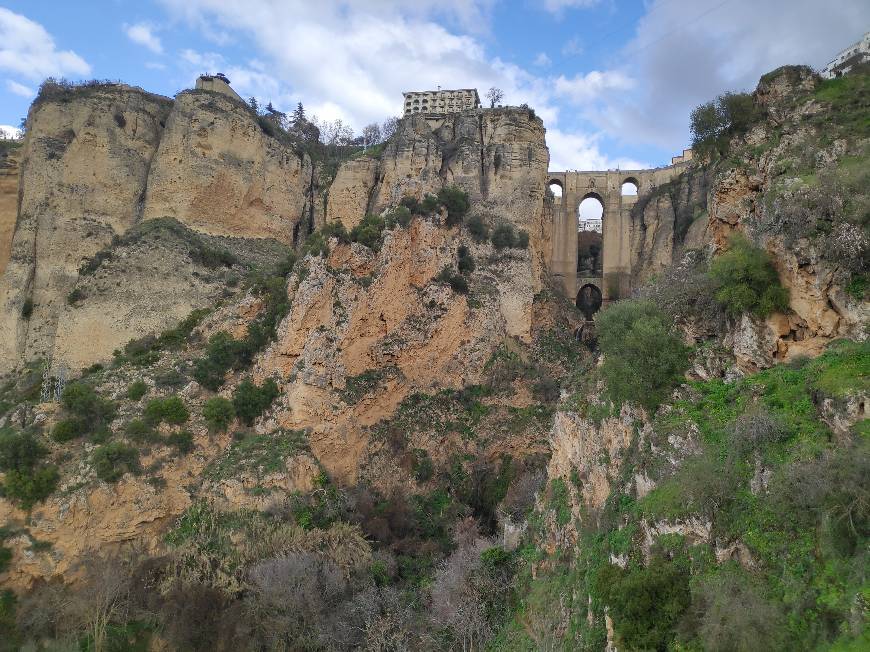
[{"left": 547, "top": 161, "right": 690, "bottom": 314}]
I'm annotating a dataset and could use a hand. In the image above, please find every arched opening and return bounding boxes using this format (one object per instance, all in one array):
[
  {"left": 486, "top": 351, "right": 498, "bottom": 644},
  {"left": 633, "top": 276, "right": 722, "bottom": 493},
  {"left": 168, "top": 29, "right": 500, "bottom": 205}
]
[
  {"left": 621, "top": 177, "right": 639, "bottom": 196},
  {"left": 576, "top": 283, "right": 602, "bottom": 320},
  {"left": 577, "top": 193, "right": 603, "bottom": 276},
  {"left": 548, "top": 179, "right": 563, "bottom": 198}
]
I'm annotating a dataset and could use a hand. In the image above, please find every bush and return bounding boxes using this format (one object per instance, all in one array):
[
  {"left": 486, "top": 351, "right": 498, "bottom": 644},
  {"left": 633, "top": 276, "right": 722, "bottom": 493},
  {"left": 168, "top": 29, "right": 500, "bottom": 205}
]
[
  {"left": 438, "top": 186, "right": 470, "bottom": 226},
  {"left": 386, "top": 205, "right": 413, "bottom": 229},
  {"left": 232, "top": 379, "right": 280, "bottom": 426},
  {"left": 596, "top": 299, "right": 690, "bottom": 411},
  {"left": 491, "top": 223, "right": 517, "bottom": 250},
  {"left": 125, "top": 419, "right": 155, "bottom": 443},
  {"left": 126, "top": 380, "right": 148, "bottom": 401},
  {"left": 67, "top": 288, "right": 84, "bottom": 305},
  {"left": 420, "top": 194, "right": 439, "bottom": 213},
  {"left": 61, "top": 382, "right": 116, "bottom": 427},
  {"left": 709, "top": 235, "right": 789, "bottom": 318},
  {"left": 92, "top": 443, "right": 140, "bottom": 482},
  {"left": 143, "top": 395, "right": 189, "bottom": 426},
  {"left": 0, "top": 430, "right": 46, "bottom": 471},
  {"left": 203, "top": 397, "right": 236, "bottom": 433},
  {"left": 465, "top": 214, "right": 490, "bottom": 242},
  {"left": 596, "top": 557, "right": 690, "bottom": 651},
  {"left": 457, "top": 246, "right": 475, "bottom": 275},
  {"left": 412, "top": 449, "right": 434, "bottom": 482},
  {"left": 166, "top": 430, "right": 194, "bottom": 454},
  {"left": 21, "top": 299, "right": 33, "bottom": 319},
  {"left": 517, "top": 230, "right": 530, "bottom": 248},
  {"left": 690, "top": 91, "right": 761, "bottom": 159},
  {"left": 350, "top": 213, "right": 387, "bottom": 250},
  {"left": 3, "top": 466, "right": 60, "bottom": 509},
  {"left": 51, "top": 417, "right": 87, "bottom": 442},
  {"left": 436, "top": 267, "right": 470, "bottom": 294},
  {"left": 400, "top": 196, "right": 421, "bottom": 214}
]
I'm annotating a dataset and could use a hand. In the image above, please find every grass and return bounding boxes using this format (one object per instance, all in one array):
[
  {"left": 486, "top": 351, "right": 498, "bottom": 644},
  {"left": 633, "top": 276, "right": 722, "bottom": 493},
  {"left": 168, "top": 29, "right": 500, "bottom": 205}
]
[{"left": 203, "top": 430, "right": 308, "bottom": 481}]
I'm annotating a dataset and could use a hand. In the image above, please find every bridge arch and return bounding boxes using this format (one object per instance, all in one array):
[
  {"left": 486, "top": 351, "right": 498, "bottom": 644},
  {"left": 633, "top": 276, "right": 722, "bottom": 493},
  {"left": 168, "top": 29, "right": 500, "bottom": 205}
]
[
  {"left": 548, "top": 178, "right": 564, "bottom": 198},
  {"left": 621, "top": 177, "right": 639, "bottom": 196},
  {"left": 576, "top": 283, "right": 603, "bottom": 320}
]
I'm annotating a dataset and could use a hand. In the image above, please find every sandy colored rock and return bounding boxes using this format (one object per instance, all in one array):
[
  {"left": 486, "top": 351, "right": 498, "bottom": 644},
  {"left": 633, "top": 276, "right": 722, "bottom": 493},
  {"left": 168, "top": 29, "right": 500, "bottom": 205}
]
[{"left": 0, "top": 146, "right": 20, "bottom": 277}]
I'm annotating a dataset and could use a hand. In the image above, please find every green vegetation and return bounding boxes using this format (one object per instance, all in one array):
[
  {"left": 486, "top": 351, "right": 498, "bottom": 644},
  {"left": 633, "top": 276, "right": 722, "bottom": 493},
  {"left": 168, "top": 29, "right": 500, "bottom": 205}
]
[
  {"left": 436, "top": 266, "right": 470, "bottom": 294},
  {"left": 92, "top": 442, "right": 140, "bottom": 482},
  {"left": 709, "top": 235, "right": 789, "bottom": 318},
  {"left": 596, "top": 299, "right": 690, "bottom": 411},
  {"left": 126, "top": 380, "right": 148, "bottom": 401},
  {"left": 341, "top": 368, "right": 394, "bottom": 404},
  {"left": 202, "top": 396, "right": 236, "bottom": 433},
  {"left": 490, "top": 223, "right": 529, "bottom": 250},
  {"left": 114, "top": 308, "right": 210, "bottom": 366},
  {"left": 465, "top": 213, "right": 490, "bottom": 242},
  {"left": 232, "top": 378, "right": 280, "bottom": 426},
  {"left": 143, "top": 395, "right": 189, "bottom": 426},
  {"left": 0, "top": 429, "right": 59, "bottom": 509},
  {"left": 349, "top": 213, "right": 386, "bottom": 250},
  {"left": 203, "top": 430, "right": 308, "bottom": 481},
  {"left": 690, "top": 90, "right": 762, "bottom": 159}
]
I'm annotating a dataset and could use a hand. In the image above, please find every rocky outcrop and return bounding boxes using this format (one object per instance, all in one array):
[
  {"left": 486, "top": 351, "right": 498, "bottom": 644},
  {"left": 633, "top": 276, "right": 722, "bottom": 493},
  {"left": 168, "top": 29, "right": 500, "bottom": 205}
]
[
  {"left": 142, "top": 90, "right": 315, "bottom": 243},
  {"left": 328, "top": 108, "right": 549, "bottom": 244},
  {"left": 0, "top": 84, "right": 173, "bottom": 370},
  {"left": 0, "top": 146, "right": 20, "bottom": 277},
  {"left": 254, "top": 218, "right": 539, "bottom": 481}
]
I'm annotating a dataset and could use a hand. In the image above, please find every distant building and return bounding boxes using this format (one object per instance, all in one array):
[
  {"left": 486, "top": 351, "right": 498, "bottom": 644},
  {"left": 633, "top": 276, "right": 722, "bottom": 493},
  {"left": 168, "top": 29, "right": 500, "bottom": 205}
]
[
  {"left": 821, "top": 31, "right": 870, "bottom": 78},
  {"left": 402, "top": 89, "right": 481, "bottom": 116},
  {"left": 195, "top": 73, "right": 243, "bottom": 102},
  {"left": 671, "top": 148, "right": 694, "bottom": 165}
]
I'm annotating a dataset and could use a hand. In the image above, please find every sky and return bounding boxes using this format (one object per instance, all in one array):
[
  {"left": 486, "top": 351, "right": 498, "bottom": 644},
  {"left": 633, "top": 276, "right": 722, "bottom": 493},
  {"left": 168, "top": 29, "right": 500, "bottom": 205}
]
[{"left": 0, "top": 0, "right": 867, "bottom": 170}]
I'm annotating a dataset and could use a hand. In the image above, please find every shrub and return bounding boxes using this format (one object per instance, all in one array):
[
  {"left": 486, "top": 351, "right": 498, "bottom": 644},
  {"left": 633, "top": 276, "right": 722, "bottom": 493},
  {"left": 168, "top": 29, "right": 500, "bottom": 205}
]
[
  {"left": 0, "top": 430, "right": 47, "bottom": 471},
  {"left": 690, "top": 91, "right": 761, "bottom": 159},
  {"left": 386, "top": 205, "right": 413, "bottom": 229},
  {"left": 491, "top": 223, "right": 517, "bottom": 250},
  {"left": 203, "top": 396, "right": 236, "bottom": 433},
  {"left": 412, "top": 449, "right": 434, "bottom": 482},
  {"left": 92, "top": 443, "right": 140, "bottom": 482},
  {"left": 596, "top": 299, "right": 690, "bottom": 411},
  {"left": 465, "top": 214, "right": 490, "bottom": 242},
  {"left": 400, "top": 195, "right": 421, "bottom": 214},
  {"left": 436, "top": 267, "right": 469, "bottom": 294},
  {"left": 708, "top": 235, "right": 789, "bottom": 318},
  {"left": 457, "top": 246, "right": 475, "bottom": 275},
  {"left": 61, "top": 382, "right": 116, "bottom": 427},
  {"left": 516, "top": 230, "right": 529, "bottom": 249},
  {"left": 350, "top": 213, "right": 387, "bottom": 251},
  {"left": 166, "top": 430, "right": 194, "bottom": 454},
  {"left": 438, "top": 186, "right": 470, "bottom": 226},
  {"left": 21, "top": 299, "right": 33, "bottom": 319},
  {"left": 420, "top": 194, "right": 439, "bottom": 213},
  {"left": 596, "top": 557, "right": 690, "bottom": 651},
  {"left": 67, "top": 288, "right": 84, "bottom": 305},
  {"left": 125, "top": 419, "right": 155, "bottom": 443},
  {"left": 3, "top": 467, "right": 60, "bottom": 509},
  {"left": 51, "top": 417, "right": 87, "bottom": 442},
  {"left": 232, "top": 378, "right": 280, "bottom": 426},
  {"left": 143, "top": 395, "right": 189, "bottom": 426},
  {"left": 126, "top": 380, "right": 148, "bottom": 401}
]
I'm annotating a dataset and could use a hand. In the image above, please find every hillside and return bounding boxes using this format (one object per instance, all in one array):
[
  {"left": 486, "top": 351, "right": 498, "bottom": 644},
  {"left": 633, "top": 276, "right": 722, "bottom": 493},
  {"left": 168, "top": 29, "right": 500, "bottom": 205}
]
[{"left": 0, "top": 65, "right": 867, "bottom": 651}]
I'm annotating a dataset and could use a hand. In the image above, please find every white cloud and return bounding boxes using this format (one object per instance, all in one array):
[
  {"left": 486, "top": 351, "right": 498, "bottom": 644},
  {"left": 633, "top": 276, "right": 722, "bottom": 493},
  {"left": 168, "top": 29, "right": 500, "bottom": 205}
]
[
  {"left": 6, "top": 79, "right": 34, "bottom": 97},
  {"left": 0, "top": 8, "right": 90, "bottom": 80},
  {"left": 554, "top": 70, "right": 634, "bottom": 104},
  {"left": 533, "top": 52, "right": 551, "bottom": 67},
  {"left": 542, "top": 0, "right": 601, "bottom": 13},
  {"left": 596, "top": 0, "right": 870, "bottom": 151},
  {"left": 561, "top": 37, "right": 583, "bottom": 56},
  {"left": 125, "top": 22, "right": 163, "bottom": 54},
  {"left": 547, "top": 128, "right": 646, "bottom": 171}
]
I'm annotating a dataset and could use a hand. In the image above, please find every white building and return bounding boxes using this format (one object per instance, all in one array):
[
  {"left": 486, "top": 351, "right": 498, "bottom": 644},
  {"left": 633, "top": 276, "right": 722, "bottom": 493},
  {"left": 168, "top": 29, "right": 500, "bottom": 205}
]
[
  {"left": 821, "top": 31, "right": 870, "bottom": 78},
  {"left": 402, "top": 89, "right": 481, "bottom": 116}
]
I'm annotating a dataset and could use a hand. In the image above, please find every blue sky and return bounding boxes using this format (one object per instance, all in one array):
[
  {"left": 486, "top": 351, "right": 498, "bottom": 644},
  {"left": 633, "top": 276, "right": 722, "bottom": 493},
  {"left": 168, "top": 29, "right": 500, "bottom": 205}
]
[{"left": 1, "top": 0, "right": 868, "bottom": 170}]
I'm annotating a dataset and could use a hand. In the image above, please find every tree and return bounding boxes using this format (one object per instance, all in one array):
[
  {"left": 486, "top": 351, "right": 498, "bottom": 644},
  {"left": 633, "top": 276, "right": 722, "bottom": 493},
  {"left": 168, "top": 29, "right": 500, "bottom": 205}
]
[
  {"left": 362, "top": 122, "right": 382, "bottom": 149},
  {"left": 486, "top": 87, "right": 504, "bottom": 108},
  {"left": 69, "top": 554, "right": 133, "bottom": 652},
  {"left": 317, "top": 118, "right": 354, "bottom": 147},
  {"left": 292, "top": 102, "right": 305, "bottom": 126},
  {"left": 381, "top": 116, "right": 400, "bottom": 140},
  {"left": 202, "top": 396, "right": 236, "bottom": 433},
  {"left": 248, "top": 96, "right": 259, "bottom": 113},
  {"left": 596, "top": 299, "right": 690, "bottom": 411},
  {"left": 708, "top": 235, "right": 789, "bottom": 318}
]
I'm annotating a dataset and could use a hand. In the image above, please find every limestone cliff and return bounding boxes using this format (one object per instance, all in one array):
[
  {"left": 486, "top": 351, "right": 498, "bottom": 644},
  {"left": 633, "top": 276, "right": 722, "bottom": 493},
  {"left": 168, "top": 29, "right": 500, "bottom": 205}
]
[
  {"left": 142, "top": 90, "right": 316, "bottom": 243},
  {"left": 0, "top": 145, "right": 21, "bottom": 277},
  {"left": 327, "top": 108, "right": 549, "bottom": 247},
  {"left": 0, "top": 84, "right": 173, "bottom": 370}
]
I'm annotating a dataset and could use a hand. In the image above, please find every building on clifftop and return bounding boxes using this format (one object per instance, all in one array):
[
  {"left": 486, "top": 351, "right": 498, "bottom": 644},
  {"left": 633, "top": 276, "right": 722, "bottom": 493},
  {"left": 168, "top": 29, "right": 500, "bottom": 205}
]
[
  {"left": 402, "top": 89, "right": 481, "bottom": 115},
  {"left": 821, "top": 31, "right": 870, "bottom": 78},
  {"left": 195, "top": 73, "right": 243, "bottom": 102}
]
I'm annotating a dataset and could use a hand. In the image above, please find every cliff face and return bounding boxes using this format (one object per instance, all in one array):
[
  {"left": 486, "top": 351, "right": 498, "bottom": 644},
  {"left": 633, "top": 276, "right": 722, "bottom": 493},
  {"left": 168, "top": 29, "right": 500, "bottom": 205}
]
[
  {"left": 142, "top": 90, "right": 315, "bottom": 243},
  {"left": 0, "top": 84, "right": 317, "bottom": 373},
  {"left": 0, "top": 85, "right": 172, "bottom": 369},
  {"left": 328, "top": 109, "right": 549, "bottom": 238},
  {"left": 0, "top": 146, "right": 20, "bottom": 277}
]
